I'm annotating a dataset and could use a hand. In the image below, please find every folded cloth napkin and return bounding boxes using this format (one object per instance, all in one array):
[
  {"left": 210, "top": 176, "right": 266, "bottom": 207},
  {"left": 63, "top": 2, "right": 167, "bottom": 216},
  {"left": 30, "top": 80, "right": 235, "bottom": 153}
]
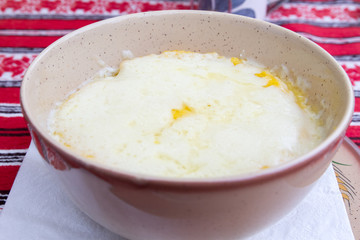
[{"left": 0, "top": 142, "right": 355, "bottom": 240}]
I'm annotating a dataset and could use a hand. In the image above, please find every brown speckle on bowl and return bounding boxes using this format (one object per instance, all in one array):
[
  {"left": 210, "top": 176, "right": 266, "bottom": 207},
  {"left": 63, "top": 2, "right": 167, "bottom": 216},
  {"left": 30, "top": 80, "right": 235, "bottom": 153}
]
[{"left": 20, "top": 11, "right": 354, "bottom": 240}]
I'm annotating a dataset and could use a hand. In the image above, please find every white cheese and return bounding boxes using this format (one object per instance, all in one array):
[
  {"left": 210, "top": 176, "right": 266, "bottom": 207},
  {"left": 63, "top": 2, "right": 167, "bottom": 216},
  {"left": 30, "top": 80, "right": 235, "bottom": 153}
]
[{"left": 48, "top": 51, "right": 325, "bottom": 178}]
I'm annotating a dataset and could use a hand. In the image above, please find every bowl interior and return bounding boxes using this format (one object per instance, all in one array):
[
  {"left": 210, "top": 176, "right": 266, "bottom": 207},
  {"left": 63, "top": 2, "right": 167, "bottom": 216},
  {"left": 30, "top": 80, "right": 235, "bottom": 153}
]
[{"left": 21, "top": 10, "right": 353, "bottom": 176}]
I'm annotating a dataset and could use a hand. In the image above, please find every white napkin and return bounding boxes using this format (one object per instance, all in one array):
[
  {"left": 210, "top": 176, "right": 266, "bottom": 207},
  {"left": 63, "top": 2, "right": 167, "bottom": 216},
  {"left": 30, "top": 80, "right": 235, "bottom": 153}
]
[{"left": 0, "top": 142, "right": 355, "bottom": 240}]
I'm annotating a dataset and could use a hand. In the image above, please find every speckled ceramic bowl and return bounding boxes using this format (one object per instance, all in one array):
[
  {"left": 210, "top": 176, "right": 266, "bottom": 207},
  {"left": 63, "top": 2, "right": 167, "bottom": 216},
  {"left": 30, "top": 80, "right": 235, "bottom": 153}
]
[{"left": 21, "top": 11, "right": 353, "bottom": 239}]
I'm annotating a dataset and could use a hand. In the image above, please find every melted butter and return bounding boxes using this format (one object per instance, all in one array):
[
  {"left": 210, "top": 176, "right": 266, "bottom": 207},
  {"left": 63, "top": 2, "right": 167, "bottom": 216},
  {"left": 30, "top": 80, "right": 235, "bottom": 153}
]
[
  {"left": 172, "top": 103, "right": 194, "bottom": 120},
  {"left": 255, "top": 71, "right": 282, "bottom": 88},
  {"left": 284, "top": 80, "right": 308, "bottom": 110},
  {"left": 231, "top": 57, "right": 243, "bottom": 66},
  {"left": 255, "top": 70, "right": 309, "bottom": 110}
]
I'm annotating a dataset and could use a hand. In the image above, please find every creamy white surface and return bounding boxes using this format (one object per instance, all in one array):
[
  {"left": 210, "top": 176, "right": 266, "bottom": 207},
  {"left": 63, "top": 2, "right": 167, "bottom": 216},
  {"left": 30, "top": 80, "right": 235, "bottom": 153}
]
[{"left": 48, "top": 52, "right": 324, "bottom": 178}]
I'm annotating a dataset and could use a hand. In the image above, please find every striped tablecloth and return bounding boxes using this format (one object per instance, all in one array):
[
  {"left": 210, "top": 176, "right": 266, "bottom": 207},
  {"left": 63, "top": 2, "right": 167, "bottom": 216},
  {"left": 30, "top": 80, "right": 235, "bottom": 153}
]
[{"left": 0, "top": 0, "right": 359, "bottom": 218}]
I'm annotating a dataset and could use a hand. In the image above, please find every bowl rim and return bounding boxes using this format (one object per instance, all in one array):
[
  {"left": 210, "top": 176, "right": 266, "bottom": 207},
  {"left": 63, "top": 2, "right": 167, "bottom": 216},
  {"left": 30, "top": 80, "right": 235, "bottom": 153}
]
[{"left": 21, "top": 10, "right": 355, "bottom": 189}]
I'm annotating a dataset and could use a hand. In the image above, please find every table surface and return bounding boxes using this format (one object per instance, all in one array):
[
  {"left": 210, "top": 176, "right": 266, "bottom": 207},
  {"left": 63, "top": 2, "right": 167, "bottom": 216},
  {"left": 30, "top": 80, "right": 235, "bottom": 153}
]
[{"left": 1, "top": 0, "right": 359, "bottom": 238}]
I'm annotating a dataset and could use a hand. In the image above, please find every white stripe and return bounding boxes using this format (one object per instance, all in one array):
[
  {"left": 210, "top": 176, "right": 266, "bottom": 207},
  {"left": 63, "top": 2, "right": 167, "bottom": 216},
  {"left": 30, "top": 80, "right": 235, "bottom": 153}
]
[
  {"left": 0, "top": 29, "right": 71, "bottom": 36},
  {"left": 0, "top": 71, "right": 24, "bottom": 81},
  {"left": 267, "top": 3, "right": 360, "bottom": 23},
  {"left": 0, "top": 113, "right": 23, "bottom": 117},
  {"left": 0, "top": 103, "right": 20, "bottom": 106},
  {"left": 0, "top": 149, "right": 27, "bottom": 154},
  {"left": 353, "top": 81, "right": 360, "bottom": 91},
  {"left": 350, "top": 121, "right": 360, "bottom": 126},
  {"left": 300, "top": 32, "right": 360, "bottom": 44},
  {"left": 351, "top": 112, "right": 360, "bottom": 121},
  {"left": 336, "top": 61, "right": 360, "bottom": 67},
  {"left": 277, "top": 3, "right": 360, "bottom": 11},
  {"left": 0, "top": 103, "right": 22, "bottom": 114},
  {"left": 0, "top": 53, "right": 37, "bottom": 58},
  {"left": 0, "top": 162, "right": 22, "bottom": 166},
  {"left": 350, "top": 114, "right": 360, "bottom": 126}
]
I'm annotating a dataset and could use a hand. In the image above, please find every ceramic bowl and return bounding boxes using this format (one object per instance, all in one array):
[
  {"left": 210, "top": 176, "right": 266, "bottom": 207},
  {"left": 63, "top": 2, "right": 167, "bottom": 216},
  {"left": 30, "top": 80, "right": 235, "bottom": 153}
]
[{"left": 21, "top": 10, "right": 354, "bottom": 240}]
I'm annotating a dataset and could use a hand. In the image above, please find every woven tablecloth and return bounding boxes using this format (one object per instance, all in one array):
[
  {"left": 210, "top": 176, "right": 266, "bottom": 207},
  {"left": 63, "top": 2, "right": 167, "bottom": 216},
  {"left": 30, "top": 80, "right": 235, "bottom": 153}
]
[{"left": 1, "top": 0, "right": 359, "bottom": 233}]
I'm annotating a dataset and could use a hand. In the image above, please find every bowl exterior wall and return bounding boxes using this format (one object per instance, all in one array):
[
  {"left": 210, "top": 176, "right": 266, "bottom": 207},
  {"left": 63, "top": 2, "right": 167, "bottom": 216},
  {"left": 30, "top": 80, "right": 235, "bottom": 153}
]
[
  {"left": 21, "top": 11, "right": 353, "bottom": 239},
  {"left": 29, "top": 124, "right": 344, "bottom": 239}
]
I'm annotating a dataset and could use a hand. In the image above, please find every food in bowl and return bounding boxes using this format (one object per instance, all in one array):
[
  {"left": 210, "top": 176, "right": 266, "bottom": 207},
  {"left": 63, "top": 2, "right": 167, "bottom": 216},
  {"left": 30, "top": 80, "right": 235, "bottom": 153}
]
[
  {"left": 48, "top": 50, "right": 326, "bottom": 178},
  {"left": 21, "top": 11, "right": 354, "bottom": 240}
]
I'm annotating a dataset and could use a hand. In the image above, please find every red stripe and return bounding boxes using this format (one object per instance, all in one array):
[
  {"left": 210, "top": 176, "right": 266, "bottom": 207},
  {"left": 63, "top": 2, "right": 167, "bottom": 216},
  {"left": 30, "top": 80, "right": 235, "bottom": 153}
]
[
  {"left": 0, "top": 35, "right": 61, "bottom": 48},
  {"left": 0, "top": 117, "right": 28, "bottom": 129},
  {"left": 346, "top": 125, "right": 360, "bottom": 137},
  {"left": 282, "top": 23, "right": 360, "bottom": 38},
  {"left": 274, "top": 5, "right": 360, "bottom": 19},
  {"left": 0, "top": 19, "right": 97, "bottom": 30},
  {"left": 0, "top": 0, "right": 191, "bottom": 15},
  {"left": 355, "top": 98, "right": 360, "bottom": 112},
  {"left": 346, "top": 125, "right": 360, "bottom": 147},
  {"left": 316, "top": 42, "right": 360, "bottom": 56},
  {"left": 0, "top": 136, "right": 31, "bottom": 150},
  {"left": 0, "top": 88, "right": 20, "bottom": 103},
  {"left": 0, "top": 117, "right": 31, "bottom": 150},
  {"left": 0, "top": 166, "right": 20, "bottom": 190}
]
